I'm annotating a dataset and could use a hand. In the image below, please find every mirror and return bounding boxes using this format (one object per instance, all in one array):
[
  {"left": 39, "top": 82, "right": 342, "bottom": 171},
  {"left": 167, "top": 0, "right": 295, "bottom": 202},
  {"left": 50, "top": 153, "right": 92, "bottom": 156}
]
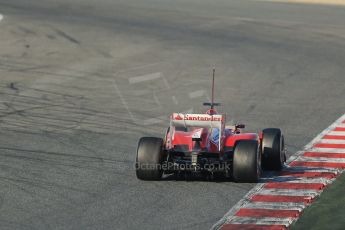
[{"left": 236, "top": 124, "right": 245, "bottom": 129}]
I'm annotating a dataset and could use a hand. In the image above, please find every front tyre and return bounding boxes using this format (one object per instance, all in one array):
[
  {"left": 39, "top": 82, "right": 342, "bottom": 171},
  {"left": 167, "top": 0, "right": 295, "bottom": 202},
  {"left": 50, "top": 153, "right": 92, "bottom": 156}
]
[
  {"left": 261, "top": 128, "right": 285, "bottom": 171},
  {"left": 136, "top": 137, "right": 163, "bottom": 180},
  {"left": 233, "top": 140, "right": 261, "bottom": 183}
]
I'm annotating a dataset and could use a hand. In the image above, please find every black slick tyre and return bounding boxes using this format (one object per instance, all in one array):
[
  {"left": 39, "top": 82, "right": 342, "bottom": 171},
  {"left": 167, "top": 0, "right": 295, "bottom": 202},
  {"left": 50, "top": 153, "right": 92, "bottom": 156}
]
[
  {"left": 233, "top": 140, "right": 261, "bottom": 183},
  {"left": 136, "top": 137, "right": 163, "bottom": 180},
  {"left": 261, "top": 128, "right": 285, "bottom": 171}
]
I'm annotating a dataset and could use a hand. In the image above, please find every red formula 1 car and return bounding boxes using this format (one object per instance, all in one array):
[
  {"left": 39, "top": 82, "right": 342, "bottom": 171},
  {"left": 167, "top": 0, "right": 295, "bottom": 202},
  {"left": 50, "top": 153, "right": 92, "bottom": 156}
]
[{"left": 136, "top": 70, "right": 286, "bottom": 182}]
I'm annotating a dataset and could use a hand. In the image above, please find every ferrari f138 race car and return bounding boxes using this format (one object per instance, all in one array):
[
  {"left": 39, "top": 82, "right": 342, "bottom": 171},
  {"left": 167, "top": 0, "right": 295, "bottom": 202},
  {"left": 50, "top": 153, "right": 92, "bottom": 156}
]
[{"left": 136, "top": 70, "right": 286, "bottom": 182}]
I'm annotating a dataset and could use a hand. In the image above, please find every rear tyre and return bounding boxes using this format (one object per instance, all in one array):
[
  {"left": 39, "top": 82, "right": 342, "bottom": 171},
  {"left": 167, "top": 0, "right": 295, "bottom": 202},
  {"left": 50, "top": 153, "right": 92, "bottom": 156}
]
[
  {"left": 262, "top": 128, "right": 285, "bottom": 171},
  {"left": 233, "top": 140, "right": 261, "bottom": 183},
  {"left": 136, "top": 137, "right": 163, "bottom": 180}
]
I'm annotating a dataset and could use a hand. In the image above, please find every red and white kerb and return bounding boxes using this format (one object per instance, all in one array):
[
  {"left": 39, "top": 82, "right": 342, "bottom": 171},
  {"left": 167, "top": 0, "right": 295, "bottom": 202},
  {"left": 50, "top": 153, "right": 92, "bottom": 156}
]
[{"left": 212, "top": 114, "right": 345, "bottom": 230}]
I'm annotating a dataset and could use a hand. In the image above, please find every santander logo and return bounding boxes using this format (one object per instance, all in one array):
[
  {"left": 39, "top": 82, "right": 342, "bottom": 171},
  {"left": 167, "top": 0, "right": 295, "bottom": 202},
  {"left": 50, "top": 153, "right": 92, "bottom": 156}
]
[
  {"left": 173, "top": 113, "right": 223, "bottom": 122},
  {"left": 174, "top": 114, "right": 183, "bottom": 120}
]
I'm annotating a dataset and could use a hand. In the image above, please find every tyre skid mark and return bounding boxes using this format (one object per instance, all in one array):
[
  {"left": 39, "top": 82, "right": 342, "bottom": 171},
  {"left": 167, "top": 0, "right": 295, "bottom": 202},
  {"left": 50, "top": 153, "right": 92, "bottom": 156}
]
[{"left": 0, "top": 83, "right": 135, "bottom": 134}]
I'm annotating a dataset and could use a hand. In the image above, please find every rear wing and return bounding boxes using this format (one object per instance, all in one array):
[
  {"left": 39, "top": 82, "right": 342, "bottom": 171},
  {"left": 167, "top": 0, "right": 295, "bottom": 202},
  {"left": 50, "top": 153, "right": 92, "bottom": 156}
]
[{"left": 170, "top": 113, "right": 225, "bottom": 151}]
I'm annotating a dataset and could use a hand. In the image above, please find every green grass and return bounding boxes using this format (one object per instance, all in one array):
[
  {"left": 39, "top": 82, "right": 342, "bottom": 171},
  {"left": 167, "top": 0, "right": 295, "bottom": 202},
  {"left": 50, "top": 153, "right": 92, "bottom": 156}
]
[{"left": 292, "top": 172, "right": 345, "bottom": 230}]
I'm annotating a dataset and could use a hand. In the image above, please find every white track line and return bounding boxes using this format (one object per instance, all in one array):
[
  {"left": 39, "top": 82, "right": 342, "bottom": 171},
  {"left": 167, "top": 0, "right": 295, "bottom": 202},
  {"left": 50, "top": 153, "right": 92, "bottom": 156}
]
[
  {"left": 308, "top": 148, "right": 345, "bottom": 153},
  {"left": 268, "top": 177, "right": 333, "bottom": 185},
  {"left": 256, "top": 188, "right": 320, "bottom": 197},
  {"left": 242, "top": 202, "right": 306, "bottom": 211},
  {"left": 295, "top": 156, "right": 345, "bottom": 163},
  {"left": 328, "top": 131, "right": 345, "bottom": 136},
  {"left": 128, "top": 72, "right": 162, "bottom": 84},
  {"left": 0, "top": 14, "right": 3, "bottom": 22},
  {"left": 283, "top": 166, "right": 341, "bottom": 173},
  {"left": 211, "top": 113, "right": 345, "bottom": 230},
  {"left": 229, "top": 216, "right": 294, "bottom": 226},
  {"left": 189, "top": 90, "right": 206, "bottom": 99},
  {"left": 319, "top": 139, "right": 345, "bottom": 144}
]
